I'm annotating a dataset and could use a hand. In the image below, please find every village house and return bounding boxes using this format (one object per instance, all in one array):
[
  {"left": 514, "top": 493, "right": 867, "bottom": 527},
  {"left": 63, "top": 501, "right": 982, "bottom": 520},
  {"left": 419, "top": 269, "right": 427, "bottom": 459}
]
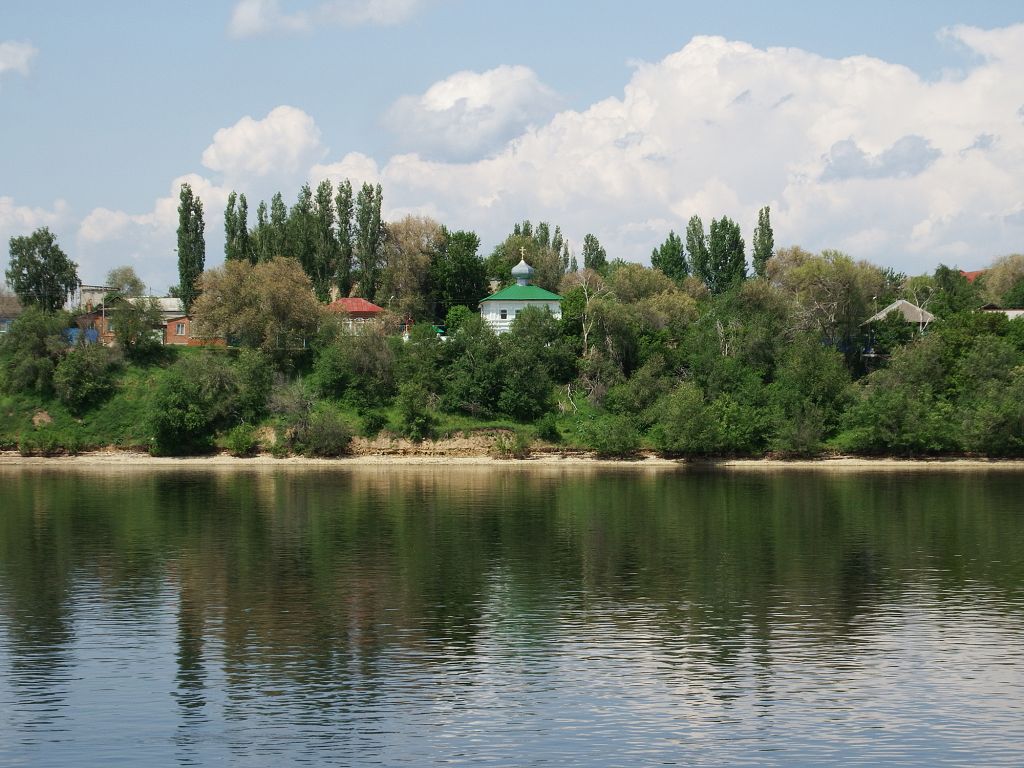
[
  {"left": 863, "top": 298, "right": 935, "bottom": 330},
  {"left": 74, "top": 295, "right": 186, "bottom": 346},
  {"left": 479, "top": 258, "right": 562, "bottom": 334},
  {"left": 326, "top": 297, "right": 385, "bottom": 330}
]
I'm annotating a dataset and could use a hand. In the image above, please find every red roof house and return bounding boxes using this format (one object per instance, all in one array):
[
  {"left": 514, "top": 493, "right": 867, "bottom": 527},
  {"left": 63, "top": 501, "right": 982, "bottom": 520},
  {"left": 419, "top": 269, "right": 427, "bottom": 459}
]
[
  {"left": 960, "top": 269, "right": 985, "bottom": 283},
  {"left": 326, "top": 297, "right": 384, "bottom": 319}
]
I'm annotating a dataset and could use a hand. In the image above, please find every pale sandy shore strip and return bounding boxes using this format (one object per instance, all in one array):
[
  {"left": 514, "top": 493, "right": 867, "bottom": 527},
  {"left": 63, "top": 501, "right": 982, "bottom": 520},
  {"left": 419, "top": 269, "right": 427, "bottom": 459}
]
[{"left": 2, "top": 450, "right": 1024, "bottom": 471}]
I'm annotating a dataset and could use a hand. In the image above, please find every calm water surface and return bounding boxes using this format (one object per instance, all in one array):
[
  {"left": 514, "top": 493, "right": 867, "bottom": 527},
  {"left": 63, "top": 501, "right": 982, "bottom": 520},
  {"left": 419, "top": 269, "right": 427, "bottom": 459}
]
[{"left": 0, "top": 465, "right": 1022, "bottom": 767}]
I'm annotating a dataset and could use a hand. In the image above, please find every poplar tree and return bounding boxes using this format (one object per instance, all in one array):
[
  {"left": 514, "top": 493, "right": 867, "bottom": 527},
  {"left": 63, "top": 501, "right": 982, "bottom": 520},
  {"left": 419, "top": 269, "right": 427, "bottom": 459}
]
[
  {"left": 582, "top": 234, "right": 607, "bottom": 273},
  {"left": 354, "top": 182, "right": 384, "bottom": 300},
  {"left": 686, "top": 216, "right": 710, "bottom": 288},
  {"left": 176, "top": 183, "right": 205, "bottom": 313},
  {"left": 334, "top": 180, "right": 354, "bottom": 297},
  {"left": 269, "top": 192, "right": 288, "bottom": 259},
  {"left": 224, "top": 191, "right": 250, "bottom": 262},
  {"left": 237, "top": 193, "right": 252, "bottom": 264},
  {"left": 311, "top": 179, "right": 338, "bottom": 301},
  {"left": 752, "top": 205, "right": 774, "bottom": 279},
  {"left": 650, "top": 230, "right": 687, "bottom": 283},
  {"left": 251, "top": 201, "right": 271, "bottom": 263},
  {"left": 224, "top": 191, "right": 239, "bottom": 261},
  {"left": 289, "top": 184, "right": 316, "bottom": 279},
  {"left": 708, "top": 216, "right": 746, "bottom": 294}
]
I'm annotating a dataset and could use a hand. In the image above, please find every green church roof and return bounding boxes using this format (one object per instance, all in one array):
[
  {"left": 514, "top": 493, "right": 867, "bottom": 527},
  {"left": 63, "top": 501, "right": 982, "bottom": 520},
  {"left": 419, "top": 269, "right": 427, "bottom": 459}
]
[{"left": 480, "top": 284, "right": 562, "bottom": 302}]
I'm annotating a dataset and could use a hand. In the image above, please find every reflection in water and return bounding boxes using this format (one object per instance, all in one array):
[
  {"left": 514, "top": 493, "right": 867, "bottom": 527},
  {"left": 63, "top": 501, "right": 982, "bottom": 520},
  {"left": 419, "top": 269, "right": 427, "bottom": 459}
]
[{"left": 0, "top": 466, "right": 1023, "bottom": 766}]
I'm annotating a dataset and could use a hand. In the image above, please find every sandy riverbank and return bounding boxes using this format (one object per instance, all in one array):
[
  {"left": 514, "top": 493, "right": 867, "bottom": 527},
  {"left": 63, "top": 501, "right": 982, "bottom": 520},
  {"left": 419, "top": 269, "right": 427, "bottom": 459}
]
[{"left": 3, "top": 449, "right": 1024, "bottom": 471}]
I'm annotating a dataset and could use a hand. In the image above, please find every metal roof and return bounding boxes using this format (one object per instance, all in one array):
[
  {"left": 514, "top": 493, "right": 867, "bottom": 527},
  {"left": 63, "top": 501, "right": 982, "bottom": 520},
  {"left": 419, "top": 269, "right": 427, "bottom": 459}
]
[{"left": 480, "top": 284, "right": 563, "bottom": 303}]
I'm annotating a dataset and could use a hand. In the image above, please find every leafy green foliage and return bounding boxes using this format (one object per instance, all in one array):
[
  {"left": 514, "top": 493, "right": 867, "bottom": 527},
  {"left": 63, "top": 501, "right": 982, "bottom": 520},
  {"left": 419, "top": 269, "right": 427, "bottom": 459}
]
[
  {"left": 105, "top": 266, "right": 145, "bottom": 297},
  {"left": 491, "top": 430, "right": 532, "bottom": 459},
  {"left": 752, "top": 206, "right": 774, "bottom": 279},
  {"left": 176, "top": 183, "right": 205, "bottom": 313},
  {"left": 354, "top": 183, "right": 384, "bottom": 300},
  {"left": 396, "top": 381, "right": 436, "bottom": 442},
  {"left": 53, "top": 344, "right": 119, "bottom": 414},
  {"left": 148, "top": 353, "right": 239, "bottom": 455},
  {"left": 225, "top": 423, "right": 259, "bottom": 457},
  {"left": 6, "top": 227, "right": 79, "bottom": 313},
  {"left": 291, "top": 408, "right": 353, "bottom": 457},
  {"left": 651, "top": 230, "right": 687, "bottom": 283},
  {"left": 582, "top": 234, "right": 607, "bottom": 273},
  {"left": 707, "top": 216, "right": 746, "bottom": 294},
  {"left": 311, "top": 324, "right": 396, "bottom": 407},
  {"left": 431, "top": 229, "right": 488, "bottom": 319},
  {"left": 0, "top": 307, "right": 70, "bottom": 396},
  {"left": 109, "top": 297, "right": 164, "bottom": 360},
  {"left": 576, "top": 414, "right": 641, "bottom": 457}
]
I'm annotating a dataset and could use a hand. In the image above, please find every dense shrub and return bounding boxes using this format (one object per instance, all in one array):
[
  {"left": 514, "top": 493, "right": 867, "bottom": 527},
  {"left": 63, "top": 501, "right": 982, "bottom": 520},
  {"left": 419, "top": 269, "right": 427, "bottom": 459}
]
[
  {"left": 360, "top": 411, "right": 389, "bottom": 438},
  {"left": 148, "top": 354, "right": 239, "bottom": 455},
  {"left": 311, "top": 326, "right": 396, "bottom": 407},
  {"left": 0, "top": 307, "right": 70, "bottom": 396},
  {"left": 534, "top": 413, "right": 561, "bottom": 443},
  {"left": 396, "top": 381, "right": 436, "bottom": 442},
  {"left": 53, "top": 344, "right": 119, "bottom": 414},
  {"left": 291, "top": 408, "right": 352, "bottom": 457},
  {"left": 225, "top": 424, "right": 259, "bottom": 457},
  {"left": 652, "top": 382, "right": 769, "bottom": 456},
  {"left": 235, "top": 349, "right": 274, "bottom": 422},
  {"left": 491, "top": 430, "right": 532, "bottom": 459},
  {"left": 576, "top": 414, "right": 641, "bottom": 457},
  {"left": 834, "top": 384, "right": 959, "bottom": 456}
]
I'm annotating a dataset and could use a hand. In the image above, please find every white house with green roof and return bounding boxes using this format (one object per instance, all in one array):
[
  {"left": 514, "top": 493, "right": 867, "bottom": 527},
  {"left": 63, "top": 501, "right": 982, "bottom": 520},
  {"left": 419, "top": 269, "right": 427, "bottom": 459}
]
[{"left": 480, "top": 258, "right": 562, "bottom": 334}]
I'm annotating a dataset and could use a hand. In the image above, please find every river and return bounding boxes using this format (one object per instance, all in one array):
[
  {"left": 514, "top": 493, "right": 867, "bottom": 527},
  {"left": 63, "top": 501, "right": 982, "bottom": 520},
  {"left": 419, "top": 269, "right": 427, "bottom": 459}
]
[{"left": 1, "top": 465, "right": 1022, "bottom": 766}]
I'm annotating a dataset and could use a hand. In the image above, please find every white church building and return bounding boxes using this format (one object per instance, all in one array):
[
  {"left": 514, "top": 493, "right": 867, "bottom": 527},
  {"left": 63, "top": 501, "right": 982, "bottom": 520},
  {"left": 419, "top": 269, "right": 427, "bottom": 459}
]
[{"left": 480, "top": 258, "right": 562, "bottom": 334}]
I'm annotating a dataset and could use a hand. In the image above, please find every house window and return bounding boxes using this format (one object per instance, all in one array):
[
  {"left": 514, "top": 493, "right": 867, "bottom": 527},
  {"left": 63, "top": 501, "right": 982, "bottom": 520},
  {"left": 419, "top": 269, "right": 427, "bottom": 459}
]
[
  {"left": 514, "top": 310, "right": 520, "bottom": 317},
  {"left": 500, "top": 309, "right": 507, "bottom": 320},
  {"left": 175, "top": 322, "right": 185, "bottom": 335}
]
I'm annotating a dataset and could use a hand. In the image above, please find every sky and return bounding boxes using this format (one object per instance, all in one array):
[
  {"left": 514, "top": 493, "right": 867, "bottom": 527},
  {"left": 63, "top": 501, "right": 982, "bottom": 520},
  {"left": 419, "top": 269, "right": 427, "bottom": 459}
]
[{"left": 2, "top": 0, "right": 1024, "bottom": 293}]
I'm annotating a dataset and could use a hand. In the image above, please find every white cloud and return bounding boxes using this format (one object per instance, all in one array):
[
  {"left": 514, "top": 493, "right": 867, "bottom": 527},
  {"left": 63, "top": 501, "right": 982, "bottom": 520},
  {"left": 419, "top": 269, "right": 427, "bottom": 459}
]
[
  {"left": 0, "top": 40, "right": 37, "bottom": 79},
  {"left": 201, "top": 105, "right": 323, "bottom": 179},
  {"left": 76, "top": 175, "right": 231, "bottom": 292},
  {"left": 384, "top": 65, "right": 561, "bottom": 160},
  {"left": 307, "top": 25, "right": 1024, "bottom": 274},
  {"left": 0, "top": 197, "right": 67, "bottom": 239},
  {"left": 228, "top": 0, "right": 422, "bottom": 37},
  {"left": 40, "top": 23, "right": 1024, "bottom": 291},
  {"left": 0, "top": 197, "right": 69, "bottom": 286},
  {"left": 310, "top": 151, "right": 381, "bottom": 189}
]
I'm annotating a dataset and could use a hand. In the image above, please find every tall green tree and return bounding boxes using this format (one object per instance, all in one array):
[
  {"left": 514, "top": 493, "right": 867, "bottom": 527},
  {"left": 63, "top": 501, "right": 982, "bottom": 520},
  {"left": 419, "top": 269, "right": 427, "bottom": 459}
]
[
  {"left": 431, "top": 229, "right": 488, "bottom": 321},
  {"left": 310, "top": 179, "right": 339, "bottom": 302},
  {"left": 269, "top": 192, "right": 289, "bottom": 259},
  {"left": 354, "top": 182, "right": 384, "bottom": 300},
  {"left": 105, "top": 265, "right": 145, "bottom": 297},
  {"left": 582, "top": 234, "right": 608, "bottom": 273},
  {"left": 6, "top": 227, "right": 79, "bottom": 313},
  {"left": 176, "top": 183, "right": 205, "bottom": 313},
  {"left": 289, "top": 184, "right": 317, "bottom": 280},
  {"left": 224, "top": 191, "right": 247, "bottom": 262},
  {"left": 251, "top": 201, "right": 272, "bottom": 263},
  {"left": 236, "top": 193, "right": 251, "bottom": 264},
  {"left": 651, "top": 230, "right": 687, "bottom": 283},
  {"left": 707, "top": 216, "right": 746, "bottom": 294},
  {"left": 686, "top": 216, "right": 710, "bottom": 288},
  {"left": 335, "top": 179, "right": 354, "bottom": 297},
  {"left": 752, "top": 206, "right": 774, "bottom": 279}
]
